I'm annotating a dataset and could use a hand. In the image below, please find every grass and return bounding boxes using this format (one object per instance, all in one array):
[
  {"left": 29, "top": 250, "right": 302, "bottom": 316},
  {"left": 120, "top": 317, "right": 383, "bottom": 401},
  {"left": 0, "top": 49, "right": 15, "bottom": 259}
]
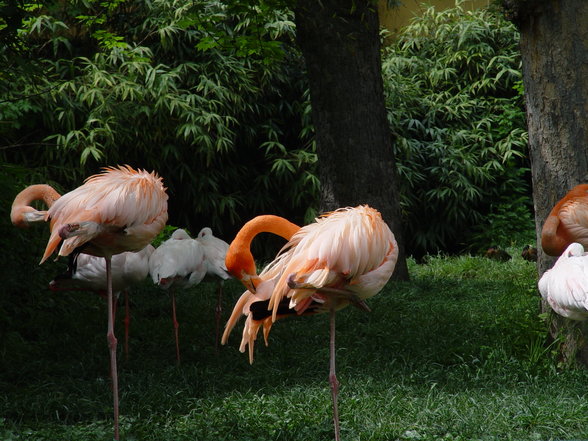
[{"left": 1, "top": 247, "right": 588, "bottom": 441}]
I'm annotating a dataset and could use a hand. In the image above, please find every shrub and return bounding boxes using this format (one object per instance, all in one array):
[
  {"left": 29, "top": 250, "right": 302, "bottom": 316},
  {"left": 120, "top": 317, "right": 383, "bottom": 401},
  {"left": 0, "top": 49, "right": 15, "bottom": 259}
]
[{"left": 382, "top": 3, "right": 531, "bottom": 256}]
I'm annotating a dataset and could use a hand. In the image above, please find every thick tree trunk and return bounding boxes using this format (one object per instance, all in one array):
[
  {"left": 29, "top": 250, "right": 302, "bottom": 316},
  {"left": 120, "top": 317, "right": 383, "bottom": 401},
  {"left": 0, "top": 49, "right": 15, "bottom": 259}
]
[
  {"left": 294, "top": 0, "right": 409, "bottom": 280},
  {"left": 514, "top": 0, "right": 588, "bottom": 366}
]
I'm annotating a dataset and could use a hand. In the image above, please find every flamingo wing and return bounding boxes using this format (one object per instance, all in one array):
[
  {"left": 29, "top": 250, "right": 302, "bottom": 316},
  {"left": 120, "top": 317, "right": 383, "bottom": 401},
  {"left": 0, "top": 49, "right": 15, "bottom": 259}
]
[
  {"left": 269, "top": 205, "right": 398, "bottom": 318},
  {"left": 558, "top": 199, "right": 588, "bottom": 247}
]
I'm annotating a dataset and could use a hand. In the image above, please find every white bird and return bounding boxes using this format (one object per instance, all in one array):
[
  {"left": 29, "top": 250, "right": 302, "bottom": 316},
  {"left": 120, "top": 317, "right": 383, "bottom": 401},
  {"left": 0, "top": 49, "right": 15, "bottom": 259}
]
[
  {"left": 538, "top": 242, "right": 588, "bottom": 321},
  {"left": 196, "top": 227, "right": 231, "bottom": 349},
  {"left": 50, "top": 245, "right": 155, "bottom": 359},
  {"left": 149, "top": 228, "right": 206, "bottom": 363}
]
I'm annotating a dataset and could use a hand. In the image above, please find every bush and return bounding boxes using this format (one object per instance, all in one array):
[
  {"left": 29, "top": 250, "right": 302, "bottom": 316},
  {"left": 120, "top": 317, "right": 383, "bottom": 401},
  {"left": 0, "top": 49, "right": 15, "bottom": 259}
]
[
  {"left": 382, "top": 3, "right": 532, "bottom": 256},
  {"left": 0, "top": 0, "right": 318, "bottom": 249}
]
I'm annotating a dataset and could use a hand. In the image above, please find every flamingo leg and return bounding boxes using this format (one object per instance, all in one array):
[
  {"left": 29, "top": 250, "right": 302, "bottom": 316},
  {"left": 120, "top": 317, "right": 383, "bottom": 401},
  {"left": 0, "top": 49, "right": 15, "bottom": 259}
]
[
  {"left": 112, "top": 295, "right": 118, "bottom": 318},
  {"left": 215, "top": 281, "right": 223, "bottom": 352},
  {"left": 329, "top": 306, "right": 341, "bottom": 441},
  {"left": 170, "top": 289, "right": 181, "bottom": 364},
  {"left": 123, "top": 290, "right": 130, "bottom": 362},
  {"left": 105, "top": 256, "right": 120, "bottom": 440}
]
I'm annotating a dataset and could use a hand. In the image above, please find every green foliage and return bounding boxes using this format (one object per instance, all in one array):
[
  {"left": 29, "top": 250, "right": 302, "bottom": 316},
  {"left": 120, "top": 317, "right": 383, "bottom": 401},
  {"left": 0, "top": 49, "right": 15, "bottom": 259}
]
[
  {"left": 467, "top": 196, "right": 535, "bottom": 253},
  {"left": 151, "top": 224, "right": 181, "bottom": 247},
  {"left": 0, "top": 0, "right": 318, "bottom": 251},
  {"left": 382, "top": 3, "right": 531, "bottom": 256}
]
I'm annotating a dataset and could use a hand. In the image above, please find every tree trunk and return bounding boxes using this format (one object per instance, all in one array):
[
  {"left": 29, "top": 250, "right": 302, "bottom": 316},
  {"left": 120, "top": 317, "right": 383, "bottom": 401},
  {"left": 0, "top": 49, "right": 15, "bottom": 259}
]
[
  {"left": 294, "top": 0, "right": 409, "bottom": 280},
  {"left": 513, "top": 0, "right": 588, "bottom": 366}
]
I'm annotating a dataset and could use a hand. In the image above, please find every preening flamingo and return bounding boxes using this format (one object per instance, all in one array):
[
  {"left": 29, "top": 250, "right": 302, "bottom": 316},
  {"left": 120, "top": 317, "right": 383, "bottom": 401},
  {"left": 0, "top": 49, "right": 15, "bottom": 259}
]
[
  {"left": 223, "top": 214, "right": 301, "bottom": 293},
  {"left": 11, "top": 165, "right": 168, "bottom": 441},
  {"left": 221, "top": 205, "right": 398, "bottom": 441},
  {"left": 542, "top": 184, "right": 588, "bottom": 256},
  {"left": 149, "top": 228, "right": 207, "bottom": 363},
  {"left": 196, "top": 227, "right": 232, "bottom": 349},
  {"left": 538, "top": 242, "right": 588, "bottom": 321},
  {"left": 50, "top": 245, "right": 155, "bottom": 360},
  {"left": 11, "top": 183, "right": 61, "bottom": 227}
]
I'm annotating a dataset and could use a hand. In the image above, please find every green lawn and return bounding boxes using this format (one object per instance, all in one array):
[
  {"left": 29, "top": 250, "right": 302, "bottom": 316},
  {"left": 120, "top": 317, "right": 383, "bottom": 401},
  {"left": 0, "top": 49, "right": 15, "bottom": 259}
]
[{"left": 1, "top": 250, "right": 587, "bottom": 441}]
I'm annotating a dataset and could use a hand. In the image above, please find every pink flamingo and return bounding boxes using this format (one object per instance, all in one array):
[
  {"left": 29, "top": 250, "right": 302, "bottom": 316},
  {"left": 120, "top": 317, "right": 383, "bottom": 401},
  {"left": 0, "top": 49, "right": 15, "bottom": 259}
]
[
  {"left": 222, "top": 206, "right": 398, "bottom": 441},
  {"left": 11, "top": 165, "right": 168, "bottom": 440},
  {"left": 542, "top": 184, "right": 588, "bottom": 256}
]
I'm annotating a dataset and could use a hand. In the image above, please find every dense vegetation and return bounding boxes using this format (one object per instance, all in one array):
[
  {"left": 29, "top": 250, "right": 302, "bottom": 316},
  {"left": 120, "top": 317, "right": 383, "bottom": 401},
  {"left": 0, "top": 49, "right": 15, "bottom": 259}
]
[
  {"left": 2, "top": 250, "right": 587, "bottom": 440},
  {"left": 1, "top": 0, "right": 317, "bottom": 239},
  {"left": 1, "top": 1, "right": 532, "bottom": 257},
  {"left": 382, "top": 4, "right": 531, "bottom": 256}
]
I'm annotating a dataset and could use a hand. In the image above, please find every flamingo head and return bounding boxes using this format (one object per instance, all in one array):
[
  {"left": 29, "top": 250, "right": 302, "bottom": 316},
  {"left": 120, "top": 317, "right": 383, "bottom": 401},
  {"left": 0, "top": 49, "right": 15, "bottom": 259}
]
[
  {"left": 225, "top": 248, "right": 260, "bottom": 293},
  {"left": 11, "top": 206, "right": 46, "bottom": 228},
  {"left": 564, "top": 242, "right": 585, "bottom": 258}
]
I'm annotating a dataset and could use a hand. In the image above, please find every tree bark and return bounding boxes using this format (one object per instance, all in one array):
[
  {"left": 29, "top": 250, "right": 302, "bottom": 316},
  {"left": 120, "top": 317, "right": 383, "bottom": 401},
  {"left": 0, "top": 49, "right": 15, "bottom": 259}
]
[
  {"left": 514, "top": 0, "right": 588, "bottom": 366},
  {"left": 294, "top": 0, "right": 408, "bottom": 280}
]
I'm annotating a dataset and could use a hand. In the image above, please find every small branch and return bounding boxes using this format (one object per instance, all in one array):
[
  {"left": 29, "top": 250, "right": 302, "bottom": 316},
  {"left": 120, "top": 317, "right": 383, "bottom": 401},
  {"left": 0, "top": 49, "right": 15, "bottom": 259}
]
[
  {"left": 0, "top": 142, "right": 54, "bottom": 150},
  {"left": 0, "top": 83, "right": 62, "bottom": 105}
]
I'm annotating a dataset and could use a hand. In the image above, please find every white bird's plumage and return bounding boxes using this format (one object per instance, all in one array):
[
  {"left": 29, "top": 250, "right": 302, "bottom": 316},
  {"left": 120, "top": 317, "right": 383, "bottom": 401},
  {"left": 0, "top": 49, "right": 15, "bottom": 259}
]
[
  {"left": 149, "top": 229, "right": 206, "bottom": 289},
  {"left": 148, "top": 228, "right": 208, "bottom": 363},
  {"left": 196, "top": 227, "right": 232, "bottom": 349},
  {"left": 538, "top": 242, "right": 588, "bottom": 321},
  {"left": 50, "top": 245, "right": 154, "bottom": 294},
  {"left": 197, "top": 227, "right": 231, "bottom": 281}
]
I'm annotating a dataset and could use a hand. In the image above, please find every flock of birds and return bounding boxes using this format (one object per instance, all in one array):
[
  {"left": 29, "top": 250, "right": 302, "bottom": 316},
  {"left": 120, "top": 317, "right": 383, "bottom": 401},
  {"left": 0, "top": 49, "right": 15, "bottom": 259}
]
[
  {"left": 10, "top": 166, "right": 588, "bottom": 440},
  {"left": 10, "top": 165, "right": 398, "bottom": 441}
]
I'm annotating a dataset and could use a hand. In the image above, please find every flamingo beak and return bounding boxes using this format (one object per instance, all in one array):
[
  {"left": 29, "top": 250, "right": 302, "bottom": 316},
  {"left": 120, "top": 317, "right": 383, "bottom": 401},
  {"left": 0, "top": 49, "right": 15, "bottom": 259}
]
[{"left": 242, "top": 273, "right": 261, "bottom": 293}]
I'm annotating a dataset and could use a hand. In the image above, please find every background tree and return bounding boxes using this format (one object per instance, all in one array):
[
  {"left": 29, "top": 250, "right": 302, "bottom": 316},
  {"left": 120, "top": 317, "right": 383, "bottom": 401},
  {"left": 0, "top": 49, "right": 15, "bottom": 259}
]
[
  {"left": 294, "top": 0, "right": 409, "bottom": 279},
  {"left": 504, "top": 0, "right": 588, "bottom": 366}
]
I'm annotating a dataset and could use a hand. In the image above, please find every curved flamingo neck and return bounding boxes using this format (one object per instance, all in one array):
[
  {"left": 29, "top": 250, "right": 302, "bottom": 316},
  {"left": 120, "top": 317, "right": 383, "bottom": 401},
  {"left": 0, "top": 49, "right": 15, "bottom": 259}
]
[
  {"left": 226, "top": 215, "right": 301, "bottom": 284},
  {"left": 11, "top": 184, "right": 61, "bottom": 227},
  {"left": 541, "top": 214, "right": 568, "bottom": 256},
  {"left": 541, "top": 184, "right": 588, "bottom": 256}
]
